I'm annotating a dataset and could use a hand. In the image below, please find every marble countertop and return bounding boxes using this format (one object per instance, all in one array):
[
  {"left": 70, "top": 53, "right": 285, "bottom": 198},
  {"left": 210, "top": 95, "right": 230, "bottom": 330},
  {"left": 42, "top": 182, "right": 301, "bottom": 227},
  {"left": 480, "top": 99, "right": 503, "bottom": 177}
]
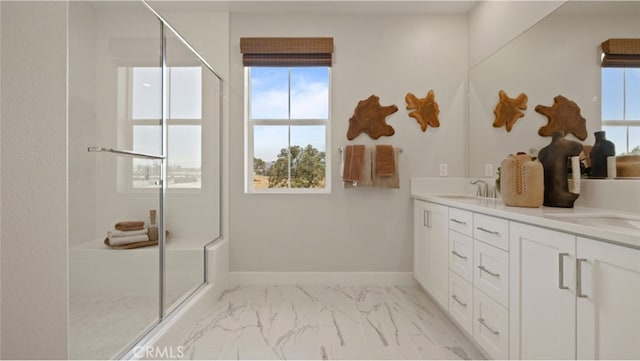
[{"left": 411, "top": 192, "right": 640, "bottom": 250}]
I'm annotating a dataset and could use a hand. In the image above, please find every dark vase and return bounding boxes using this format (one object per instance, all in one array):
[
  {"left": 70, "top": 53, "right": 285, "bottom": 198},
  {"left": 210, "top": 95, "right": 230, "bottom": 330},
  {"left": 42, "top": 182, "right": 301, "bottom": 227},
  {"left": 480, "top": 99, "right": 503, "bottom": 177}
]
[
  {"left": 590, "top": 131, "right": 616, "bottom": 178},
  {"left": 538, "top": 131, "right": 583, "bottom": 208}
]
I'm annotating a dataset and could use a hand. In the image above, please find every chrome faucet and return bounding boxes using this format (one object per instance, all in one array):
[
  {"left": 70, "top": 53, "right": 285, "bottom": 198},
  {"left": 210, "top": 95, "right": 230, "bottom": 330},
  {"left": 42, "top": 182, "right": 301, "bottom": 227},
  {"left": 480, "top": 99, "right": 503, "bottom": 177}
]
[{"left": 470, "top": 179, "right": 490, "bottom": 198}]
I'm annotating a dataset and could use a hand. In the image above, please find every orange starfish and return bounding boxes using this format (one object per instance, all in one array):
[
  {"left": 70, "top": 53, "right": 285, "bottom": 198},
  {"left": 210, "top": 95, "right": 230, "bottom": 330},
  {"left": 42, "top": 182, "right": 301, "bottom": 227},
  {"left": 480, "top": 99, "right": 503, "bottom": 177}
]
[
  {"left": 536, "top": 95, "right": 588, "bottom": 141},
  {"left": 493, "top": 90, "right": 528, "bottom": 132},
  {"left": 347, "top": 95, "right": 398, "bottom": 140},
  {"left": 406, "top": 90, "right": 440, "bottom": 132}
]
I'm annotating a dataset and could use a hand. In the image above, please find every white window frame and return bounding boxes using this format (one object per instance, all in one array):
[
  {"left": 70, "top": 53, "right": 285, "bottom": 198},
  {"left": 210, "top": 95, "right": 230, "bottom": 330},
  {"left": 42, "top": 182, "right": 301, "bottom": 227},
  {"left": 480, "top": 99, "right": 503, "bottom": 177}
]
[
  {"left": 244, "top": 66, "right": 332, "bottom": 194},
  {"left": 121, "top": 66, "right": 204, "bottom": 193},
  {"left": 601, "top": 67, "right": 640, "bottom": 154}
]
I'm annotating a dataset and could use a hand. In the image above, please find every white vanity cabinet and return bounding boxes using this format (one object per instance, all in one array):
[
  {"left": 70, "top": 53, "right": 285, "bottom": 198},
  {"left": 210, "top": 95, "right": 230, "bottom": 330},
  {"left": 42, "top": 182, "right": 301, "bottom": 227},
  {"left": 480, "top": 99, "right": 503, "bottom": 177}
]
[
  {"left": 413, "top": 200, "right": 449, "bottom": 309},
  {"left": 576, "top": 237, "right": 640, "bottom": 360},
  {"left": 510, "top": 222, "right": 640, "bottom": 360},
  {"left": 509, "top": 222, "right": 576, "bottom": 360}
]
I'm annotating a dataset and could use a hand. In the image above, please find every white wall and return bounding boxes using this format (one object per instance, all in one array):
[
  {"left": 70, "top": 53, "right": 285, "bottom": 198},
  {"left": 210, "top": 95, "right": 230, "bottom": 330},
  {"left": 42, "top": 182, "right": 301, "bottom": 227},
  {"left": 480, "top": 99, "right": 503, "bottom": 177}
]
[
  {"left": 69, "top": 2, "right": 98, "bottom": 246},
  {"left": 468, "top": 10, "right": 640, "bottom": 178},
  {"left": 467, "top": 0, "right": 565, "bottom": 68},
  {"left": 0, "top": 2, "right": 3, "bottom": 354},
  {"left": 0, "top": 2, "right": 68, "bottom": 359},
  {"left": 229, "top": 13, "right": 468, "bottom": 272}
]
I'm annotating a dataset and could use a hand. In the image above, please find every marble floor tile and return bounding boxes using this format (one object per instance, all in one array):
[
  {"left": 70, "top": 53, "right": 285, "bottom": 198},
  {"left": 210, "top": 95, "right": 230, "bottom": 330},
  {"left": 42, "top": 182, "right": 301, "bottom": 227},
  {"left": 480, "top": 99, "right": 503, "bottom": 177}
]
[
  {"left": 351, "top": 285, "right": 388, "bottom": 303},
  {"left": 319, "top": 285, "right": 356, "bottom": 303},
  {"left": 176, "top": 283, "right": 484, "bottom": 360}
]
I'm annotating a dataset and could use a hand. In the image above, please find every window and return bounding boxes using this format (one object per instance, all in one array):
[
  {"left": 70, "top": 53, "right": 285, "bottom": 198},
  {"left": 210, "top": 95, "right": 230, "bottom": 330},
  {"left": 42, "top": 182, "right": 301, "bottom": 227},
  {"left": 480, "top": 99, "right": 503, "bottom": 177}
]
[
  {"left": 128, "top": 66, "right": 203, "bottom": 189},
  {"left": 240, "top": 37, "right": 334, "bottom": 193},
  {"left": 601, "top": 68, "right": 640, "bottom": 155},
  {"left": 246, "top": 66, "right": 330, "bottom": 192}
]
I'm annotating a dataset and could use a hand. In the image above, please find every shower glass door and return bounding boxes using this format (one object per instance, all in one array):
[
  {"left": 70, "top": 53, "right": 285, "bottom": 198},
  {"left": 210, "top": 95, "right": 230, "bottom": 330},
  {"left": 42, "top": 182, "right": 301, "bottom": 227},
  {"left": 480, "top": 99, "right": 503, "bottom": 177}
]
[
  {"left": 68, "top": 2, "right": 162, "bottom": 359},
  {"left": 69, "top": 1, "right": 223, "bottom": 359},
  {"left": 162, "top": 20, "right": 222, "bottom": 314}
]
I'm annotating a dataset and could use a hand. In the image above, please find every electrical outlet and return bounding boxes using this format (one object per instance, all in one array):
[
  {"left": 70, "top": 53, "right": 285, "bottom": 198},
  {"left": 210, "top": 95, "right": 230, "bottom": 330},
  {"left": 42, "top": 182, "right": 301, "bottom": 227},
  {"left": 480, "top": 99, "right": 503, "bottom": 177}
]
[
  {"left": 485, "top": 163, "right": 494, "bottom": 177},
  {"left": 439, "top": 163, "right": 448, "bottom": 177}
]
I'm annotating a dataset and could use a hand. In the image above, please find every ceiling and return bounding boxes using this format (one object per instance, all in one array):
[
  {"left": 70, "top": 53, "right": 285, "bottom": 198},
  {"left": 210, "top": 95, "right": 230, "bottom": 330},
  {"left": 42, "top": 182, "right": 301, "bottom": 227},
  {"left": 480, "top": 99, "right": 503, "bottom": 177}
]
[{"left": 145, "top": 0, "right": 478, "bottom": 14}]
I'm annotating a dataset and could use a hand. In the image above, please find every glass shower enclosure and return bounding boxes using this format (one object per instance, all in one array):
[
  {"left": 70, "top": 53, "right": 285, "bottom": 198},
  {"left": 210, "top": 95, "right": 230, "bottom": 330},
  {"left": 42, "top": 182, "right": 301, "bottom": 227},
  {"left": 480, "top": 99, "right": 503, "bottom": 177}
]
[{"left": 68, "top": 1, "right": 222, "bottom": 359}]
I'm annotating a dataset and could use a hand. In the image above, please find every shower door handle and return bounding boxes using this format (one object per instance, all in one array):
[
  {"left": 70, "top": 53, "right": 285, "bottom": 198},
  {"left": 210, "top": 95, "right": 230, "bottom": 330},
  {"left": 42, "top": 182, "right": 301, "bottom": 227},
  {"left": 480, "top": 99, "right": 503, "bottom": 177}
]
[{"left": 88, "top": 147, "right": 165, "bottom": 160}]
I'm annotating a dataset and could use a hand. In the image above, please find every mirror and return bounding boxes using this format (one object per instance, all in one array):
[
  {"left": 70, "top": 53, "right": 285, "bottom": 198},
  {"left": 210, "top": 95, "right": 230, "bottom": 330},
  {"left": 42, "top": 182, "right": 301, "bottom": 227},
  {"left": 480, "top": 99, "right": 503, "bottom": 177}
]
[{"left": 468, "top": 1, "right": 640, "bottom": 178}]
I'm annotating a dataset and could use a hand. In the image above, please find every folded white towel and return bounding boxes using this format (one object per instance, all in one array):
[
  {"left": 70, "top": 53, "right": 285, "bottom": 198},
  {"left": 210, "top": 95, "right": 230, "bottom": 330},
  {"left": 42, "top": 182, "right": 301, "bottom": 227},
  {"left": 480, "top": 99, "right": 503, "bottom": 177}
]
[
  {"left": 107, "top": 234, "right": 149, "bottom": 246},
  {"left": 107, "top": 228, "right": 148, "bottom": 238}
]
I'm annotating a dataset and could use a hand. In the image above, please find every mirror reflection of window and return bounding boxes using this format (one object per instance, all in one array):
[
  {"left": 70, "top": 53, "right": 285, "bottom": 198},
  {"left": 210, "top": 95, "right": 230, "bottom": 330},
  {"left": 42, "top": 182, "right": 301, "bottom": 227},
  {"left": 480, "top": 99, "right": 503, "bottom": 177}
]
[
  {"left": 129, "top": 66, "right": 203, "bottom": 189},
  {"left": 602, "top": 68, "right": 640, "bottom": 155}
]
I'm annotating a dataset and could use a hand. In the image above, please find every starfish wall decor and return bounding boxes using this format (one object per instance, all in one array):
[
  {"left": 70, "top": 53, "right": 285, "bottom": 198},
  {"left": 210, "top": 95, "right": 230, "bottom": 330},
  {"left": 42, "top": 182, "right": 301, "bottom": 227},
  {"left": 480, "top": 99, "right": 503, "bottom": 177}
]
[
  {"left": 346, "top": 95, "right": 398, "bottom": 140},
  {"left": 493, "top": 90, "right": 528, "bottom": 132},
  {"left": 535, "top": 95, "right": 588, "bottom": 141},
  {"left": 405, "top": 90, "right": 440, "bottom": 132}
]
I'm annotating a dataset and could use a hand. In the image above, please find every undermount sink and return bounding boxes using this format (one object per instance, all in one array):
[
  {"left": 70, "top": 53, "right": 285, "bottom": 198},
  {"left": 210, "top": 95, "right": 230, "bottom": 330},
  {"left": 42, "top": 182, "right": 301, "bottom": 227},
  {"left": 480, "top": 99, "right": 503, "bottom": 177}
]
[{"left": 546, "top": 213, "right": 640, "bottom": 231}]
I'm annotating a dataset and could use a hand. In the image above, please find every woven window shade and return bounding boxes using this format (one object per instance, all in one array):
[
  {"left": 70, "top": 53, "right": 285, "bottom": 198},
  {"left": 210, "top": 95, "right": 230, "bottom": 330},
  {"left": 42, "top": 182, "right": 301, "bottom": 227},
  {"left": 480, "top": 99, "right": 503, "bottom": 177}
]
[
  {"left": 240, "top": 37, "right": 334, "bottom": 67},
  {"left": 601, "top": 39, "right": 640, "bottom": 68}
]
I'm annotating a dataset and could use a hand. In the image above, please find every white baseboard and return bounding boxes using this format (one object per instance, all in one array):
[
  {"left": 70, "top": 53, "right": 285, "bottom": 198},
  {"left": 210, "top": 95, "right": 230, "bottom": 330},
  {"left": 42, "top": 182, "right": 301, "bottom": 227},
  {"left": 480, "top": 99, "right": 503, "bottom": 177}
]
[{"left": 229, "top": 272, "right": 417, "bottom": 286}]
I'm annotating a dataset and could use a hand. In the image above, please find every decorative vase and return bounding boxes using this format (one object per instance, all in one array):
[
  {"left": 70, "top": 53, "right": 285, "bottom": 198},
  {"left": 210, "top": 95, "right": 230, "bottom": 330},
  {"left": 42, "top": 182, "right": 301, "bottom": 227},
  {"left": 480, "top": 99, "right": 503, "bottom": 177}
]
[
  {"left": 590, "top": 131, "right": 615, "bottom": 178},
  {"left": 538, "top": 131, "right": 583, "bottom": 208},
  {"left": 499, "top": 153, "right": 544, "bottom": 208}
]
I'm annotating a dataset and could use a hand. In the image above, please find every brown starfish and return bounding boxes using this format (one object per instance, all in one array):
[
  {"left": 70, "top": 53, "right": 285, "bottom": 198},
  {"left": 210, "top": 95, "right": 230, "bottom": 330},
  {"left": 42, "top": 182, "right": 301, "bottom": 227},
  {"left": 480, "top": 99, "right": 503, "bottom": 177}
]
[
  {"left": 406, "top": 90, "right": 440, "bottom": 132},
  {"left": 346, "top": 95, "right": 398, "bottom": 140},
  {"left": 493, "top": 90, "right": 528, "bottom": 132},
  {"left": 536, "top": 95, "right": 588, "bottom": 140}
]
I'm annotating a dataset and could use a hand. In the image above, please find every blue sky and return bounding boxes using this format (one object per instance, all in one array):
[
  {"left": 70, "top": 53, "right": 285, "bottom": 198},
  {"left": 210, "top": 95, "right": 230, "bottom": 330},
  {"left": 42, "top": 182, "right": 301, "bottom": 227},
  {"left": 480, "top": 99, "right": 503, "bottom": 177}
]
[
  {"left": 250, "top": 67, "right": 329, "bottom": 162},
  {"left": 602, "top": 68, "right": 640, "bottom": 154}
]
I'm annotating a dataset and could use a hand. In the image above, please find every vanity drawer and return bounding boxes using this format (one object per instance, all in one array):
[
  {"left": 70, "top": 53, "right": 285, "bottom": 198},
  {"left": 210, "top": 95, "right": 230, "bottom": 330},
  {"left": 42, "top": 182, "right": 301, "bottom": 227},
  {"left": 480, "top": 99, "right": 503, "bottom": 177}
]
[
  {"left": 474, "top": 240, "right": 509, "bottom": 307},
  {"left": 473, "top": 288, "right": 509, "bottom": 360},
  {"left": 473, "top": 213, "right": 509, "bottom": 251},
  {"left": 449, "top": 208, "right": 473, "bottom": 236},
  {"left": 449, "top": 230, "right": 473, "bottom": 282},
  {"left": 449, "top": 271, "right": 473, "bottom": 335}
]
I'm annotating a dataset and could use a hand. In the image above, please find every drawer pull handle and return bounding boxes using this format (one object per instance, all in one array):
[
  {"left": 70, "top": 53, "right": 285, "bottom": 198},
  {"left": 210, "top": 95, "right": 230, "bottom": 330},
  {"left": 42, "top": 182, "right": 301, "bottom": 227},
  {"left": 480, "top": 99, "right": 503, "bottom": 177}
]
[
  {"left": 558, "top": 253, "right": 570, "bottom": 290},
  {"left": 577, "top": 258, "right": 588, "bottom": 298},
  {"left": 451, "top": 219, "right": 467, "bottom": 225},
  {"left": 478, "top": 318, "right": 500, "bottom": 335},
  {"left": 451, "top": 251, "right": 468, "bottom": 260},
  {"left": 476, "top": 226, "right": 500, "bottom": 236},
  {"left": 478, "top": 265, "right": 500, "bottom": 278},
  {"left": 451, "top": 295, "right": 467, "bottom": 307}
]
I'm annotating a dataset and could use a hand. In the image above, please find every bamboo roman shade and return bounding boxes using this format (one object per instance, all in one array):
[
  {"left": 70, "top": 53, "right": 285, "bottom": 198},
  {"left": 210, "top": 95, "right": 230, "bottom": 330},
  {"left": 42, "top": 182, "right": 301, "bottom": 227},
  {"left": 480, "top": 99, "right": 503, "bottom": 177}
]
[
  {"left": 601, "top": 39, "right": 640, "bottom": 67},
  {"left": 240, "top": 37, "right": 334, "bottom": 67}
]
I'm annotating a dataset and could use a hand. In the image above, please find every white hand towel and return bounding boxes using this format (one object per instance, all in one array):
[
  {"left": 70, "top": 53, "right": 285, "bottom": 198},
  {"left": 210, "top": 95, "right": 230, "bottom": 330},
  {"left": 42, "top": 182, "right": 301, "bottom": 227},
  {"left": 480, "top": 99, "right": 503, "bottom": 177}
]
[
  {"left": 107, "top": 234, "right": 149, "bottom": 246},
  {"left": 107, "top": 228, "right": 148, "bottom": 238}
]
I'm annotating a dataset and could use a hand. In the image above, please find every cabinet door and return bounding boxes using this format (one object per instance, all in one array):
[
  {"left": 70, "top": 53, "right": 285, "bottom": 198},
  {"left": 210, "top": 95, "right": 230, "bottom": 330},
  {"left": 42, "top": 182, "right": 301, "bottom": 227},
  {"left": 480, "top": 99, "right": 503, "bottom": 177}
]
[
  {"left": 413, "top": 200, "right": 449, "bottom": 309},
  {"left": 413, "top": 201, "right": 429, "bottom": 288},
  {"left": 577, "top": 237, "right": 640, "bottom": 360},
  {"left": 509, "top": 222, "right": 576, "bottom": 360},
  {"left": 426, "top": 202, "right": 449, "bottom": 309}
]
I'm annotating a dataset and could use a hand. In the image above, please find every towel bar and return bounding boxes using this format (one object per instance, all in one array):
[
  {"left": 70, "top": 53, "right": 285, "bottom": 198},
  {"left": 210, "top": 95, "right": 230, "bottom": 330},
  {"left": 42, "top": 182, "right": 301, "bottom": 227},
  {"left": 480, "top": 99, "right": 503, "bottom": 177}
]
[{"left": 339, "top": 146, "right": 403, "bottom": 153}]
